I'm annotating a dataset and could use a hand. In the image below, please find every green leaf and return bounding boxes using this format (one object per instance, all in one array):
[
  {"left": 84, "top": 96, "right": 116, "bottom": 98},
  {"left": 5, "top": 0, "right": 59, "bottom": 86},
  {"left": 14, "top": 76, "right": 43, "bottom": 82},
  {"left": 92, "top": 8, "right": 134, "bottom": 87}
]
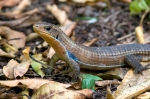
[
  {"left": 129, "top": 0, "right": 150, "bottom": 14},
  {"left": 145, "top": 0, "right": 150, "bottom": 6},
  {"left": 138, "top": 0, "right": 149, "bottom": 10},
  {"left": 82, "top": 78, "right": 95, "bottom": 90},
  {"left": 30, "top": 54, "right": 45, "bottom": 77},
  {"left": 81, "top": 74, "right": 102, "bottom": 80},
  {"left": 80, "top": 74, "right": 102, "bottom": 90},
  {"left": 129, "top": 0, "right": 142, "bottom": 14}
]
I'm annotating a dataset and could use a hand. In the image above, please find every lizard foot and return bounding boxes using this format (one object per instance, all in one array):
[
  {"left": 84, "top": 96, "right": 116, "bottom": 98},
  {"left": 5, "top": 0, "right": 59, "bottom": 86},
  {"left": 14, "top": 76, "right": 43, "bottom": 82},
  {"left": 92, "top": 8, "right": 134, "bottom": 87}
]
[
  {"left": 41, "top": 67, "right": 52, "bottom": 75},
  {"left": 134, "top": 66, "right": 145, "bottom": 74},
  {"left": 134, "top": 64, "right": 150, "bottom": 74}
]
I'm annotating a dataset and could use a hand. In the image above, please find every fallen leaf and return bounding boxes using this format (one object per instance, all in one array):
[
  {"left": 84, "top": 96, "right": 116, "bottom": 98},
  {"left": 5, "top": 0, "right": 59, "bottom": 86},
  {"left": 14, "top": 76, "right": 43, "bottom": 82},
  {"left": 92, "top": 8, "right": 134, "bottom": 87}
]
[
  {"left": 15, "top": 13, "right": 42, "bottom": 28},
  {"left": 97, "top": 68, "right": 128, "bottom": 80},
  {"left": 26, "top": 33, "right": 39, "bottom": 42},
  {"left": 95, "top": 80, "right": 120, "bottom": 87},
  {"left": 30, "top": 54, "right": 45, "bottom": 77},
  {"left": 13, "top": 61, "right": 31, "bottom": 78},
  {"left": 0, "top": 49, "right": 15, "bottom": 58},
  {"left": 136, "top": 92, "right": 150, "bottom": 99},
  {"left": 3, "top": 59, "right": 19, "bottom": 79},
  {"left": 0, "top": 79, "right": 71, "bottom": 90},
  {"left": 0, "top": 26, "right": 26, "bottom": 48},
  {"left": 106, "top": 86, "right": 115, "bottom": 99},
  {"left": 12, "top": 0, "right": 32, "bottom": 14},
  {"left": 21, "top": 89, "right": 29, "bottom": 99},
  {"left": 3, "top": 43, "right": 18, "bottom": 53},
  {"left": 47, "top": 4, "right": 72, "bottom": 25},
  {"left": 0, "top": 16, "right": 29, "bottom": 27},
  {"left": 0, "top": 13, "right": 41, "bottom": 28},
  {"left": 22, "top": 47, "right": 31, "bottom": 62},
  {"left": 111, "top": 69, "right": 150, "bottom": 99},
  {"left": 76, "top": 89, "right": 93, "bottom": 98},
  {"left": 0, "top": 8, "right": 39, "bottom": 19},
  {"left": 31, "top": 82, "right": 88, "bottom": 99},
  {"left": 0, "top": 0, "right": 21, "bottom": 9}
]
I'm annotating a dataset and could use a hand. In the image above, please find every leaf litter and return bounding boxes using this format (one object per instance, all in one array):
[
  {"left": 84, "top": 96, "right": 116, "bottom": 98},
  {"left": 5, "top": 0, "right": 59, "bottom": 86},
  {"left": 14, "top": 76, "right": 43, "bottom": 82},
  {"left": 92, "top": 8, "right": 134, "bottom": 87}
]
[{"left": 0, "top": 0, "right": 150, "bottom": 99}]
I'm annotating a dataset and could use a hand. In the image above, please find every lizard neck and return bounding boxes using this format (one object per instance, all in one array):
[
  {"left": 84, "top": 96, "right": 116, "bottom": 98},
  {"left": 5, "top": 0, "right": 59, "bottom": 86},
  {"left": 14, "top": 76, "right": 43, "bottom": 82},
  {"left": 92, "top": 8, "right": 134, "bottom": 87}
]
[{"left": 58, "top": 31, "right": 85, "bottom": 54}]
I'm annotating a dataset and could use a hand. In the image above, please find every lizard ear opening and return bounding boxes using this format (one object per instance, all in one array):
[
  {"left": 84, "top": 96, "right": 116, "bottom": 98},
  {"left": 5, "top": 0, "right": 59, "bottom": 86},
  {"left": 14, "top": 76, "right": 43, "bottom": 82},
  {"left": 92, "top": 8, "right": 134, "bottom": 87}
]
[
  {"left": 56, "top": 34, "right": 59, "bottom": 39},
  {"left": 45, "top": 26, "right": 51, "bottom": 31}
]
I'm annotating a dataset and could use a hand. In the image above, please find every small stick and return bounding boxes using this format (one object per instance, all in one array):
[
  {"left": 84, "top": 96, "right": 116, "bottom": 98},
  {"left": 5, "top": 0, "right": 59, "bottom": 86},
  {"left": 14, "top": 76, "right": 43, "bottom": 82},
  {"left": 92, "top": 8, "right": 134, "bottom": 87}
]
[{"left": 117, "top": 32, "right": 135, "bottom": 41}]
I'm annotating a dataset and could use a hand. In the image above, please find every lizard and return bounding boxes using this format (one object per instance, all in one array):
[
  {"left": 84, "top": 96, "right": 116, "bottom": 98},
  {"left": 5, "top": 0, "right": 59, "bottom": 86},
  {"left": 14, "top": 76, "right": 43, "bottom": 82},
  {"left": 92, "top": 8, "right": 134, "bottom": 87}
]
[{"left": 33, "top": 22, "right": 150, "bottom": 82}]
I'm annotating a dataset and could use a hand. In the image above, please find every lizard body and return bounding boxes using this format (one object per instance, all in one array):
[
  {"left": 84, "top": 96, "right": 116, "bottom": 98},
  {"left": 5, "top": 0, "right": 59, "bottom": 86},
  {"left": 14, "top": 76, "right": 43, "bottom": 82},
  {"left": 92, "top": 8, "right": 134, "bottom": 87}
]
[{"left": 33, "top": 22, "right": 150, "bottom": 81}]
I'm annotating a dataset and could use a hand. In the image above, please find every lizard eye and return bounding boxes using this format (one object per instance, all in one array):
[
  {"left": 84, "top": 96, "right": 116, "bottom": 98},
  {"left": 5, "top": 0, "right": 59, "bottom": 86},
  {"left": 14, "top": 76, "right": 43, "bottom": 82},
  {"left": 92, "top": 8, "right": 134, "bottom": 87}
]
[{"left": 45, "top": 26, "right": 51, "bottom": 31}]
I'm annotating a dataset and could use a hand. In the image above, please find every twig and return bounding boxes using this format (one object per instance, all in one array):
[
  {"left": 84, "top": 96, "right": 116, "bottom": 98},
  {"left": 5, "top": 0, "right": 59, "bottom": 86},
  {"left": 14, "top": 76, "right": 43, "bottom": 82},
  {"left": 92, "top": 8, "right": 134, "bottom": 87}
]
[
  {"left": 140, "top": 9, "right": 150, "bottom": 26},
  {"left": 117, "top": 32, "right": 135, "bottom": 41}
]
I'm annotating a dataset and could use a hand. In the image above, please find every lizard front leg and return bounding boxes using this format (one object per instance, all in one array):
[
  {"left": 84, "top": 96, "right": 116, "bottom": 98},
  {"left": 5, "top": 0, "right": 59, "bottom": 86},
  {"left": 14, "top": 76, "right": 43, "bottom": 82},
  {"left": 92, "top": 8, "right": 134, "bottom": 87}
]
[
  {"left": 43, "top": 53, "right": 80, "bottom": 82},
  {"left": 66, "top": 58, "right": 80, "bottom": 82},
  {"left": 42, "top": 53, "right": 60, "bottom": 75}
]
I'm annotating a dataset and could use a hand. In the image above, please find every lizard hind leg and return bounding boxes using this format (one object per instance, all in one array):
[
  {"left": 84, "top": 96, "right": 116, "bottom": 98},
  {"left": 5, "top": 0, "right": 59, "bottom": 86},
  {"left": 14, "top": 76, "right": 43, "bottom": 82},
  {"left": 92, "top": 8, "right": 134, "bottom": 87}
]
[{"left": 125, "top": 54, "right": 146, "bottom": 74}]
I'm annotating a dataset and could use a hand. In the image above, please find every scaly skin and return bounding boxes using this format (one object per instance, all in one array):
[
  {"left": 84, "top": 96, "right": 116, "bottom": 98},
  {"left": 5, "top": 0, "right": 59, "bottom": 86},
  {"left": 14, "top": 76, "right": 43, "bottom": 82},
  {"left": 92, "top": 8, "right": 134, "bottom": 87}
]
[{"left": 33, "top": 22, "right": 150, "bottom": 81}]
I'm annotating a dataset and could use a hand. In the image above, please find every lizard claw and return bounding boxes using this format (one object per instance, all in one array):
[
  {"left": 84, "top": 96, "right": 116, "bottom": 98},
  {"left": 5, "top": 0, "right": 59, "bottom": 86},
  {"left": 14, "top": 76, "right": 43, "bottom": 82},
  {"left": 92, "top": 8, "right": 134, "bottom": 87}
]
[{"left": 145, "top": 64, "right": 150, "bottom": 69}]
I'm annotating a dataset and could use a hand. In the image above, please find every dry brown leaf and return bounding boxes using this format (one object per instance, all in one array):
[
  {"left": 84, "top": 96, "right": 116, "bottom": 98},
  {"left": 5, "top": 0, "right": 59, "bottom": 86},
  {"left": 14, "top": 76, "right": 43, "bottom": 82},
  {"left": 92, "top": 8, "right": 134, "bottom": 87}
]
[
  {"left": 22, "top": 47, "right": 31, "bottom": 61},
  {"left": 106, "top": 86, "right": 115, "bottom": 99},
  {"left": 13, "top": 61, "right": 30, "bottom": 78},
  {"left": 95, "top": 80, "right": 121, "bottom": 87},
  {"left": 0, "top": 0, "right": 21, "bottom": 9},
  {"left": 0, "top": 13, "right": 41, "bottom": 28},
  {"left": 26, "top": 33, "right": 39, "bottom": 42},
  {"left": 136, "top": 92, "right": 150, "bottom": 99},
  {"left": 111, "top": 68, "right": 150, "bottom": 99},
  {"left": 32, "top": 82, "right": 87, "bottom": 99},
  {"left": 76, "top": 89, "right": 93, "bottom": 98},
  {"left": 97, "top": 68, "right": 128, "bottom": 80},
  {"left": 47, "top": 4, "right": 72, "bottom": 26},
  {"left": 13, "top": 47, "right": 31, "bottom": 78},
  {"left": 0, "top": 26, "right": 25, "bottom": 48},
  {"left": 15, "top": 13, "right": 42, "bottom": 28},
  {"left": 3, "top": 59, "right": 19, "bottom": 79},
  {"left": 0, "top": 16, "right": 30, "bottom": 27},
  {"left": 0, "top": 49, "right": 15, "bottom": 58},
  {"left": 0, "top": 8, "right": 39, "bottom": 19},
  {"left": 12, "top": 0, "right": 32, "bottom": 14},
  {"left": 0, "top": 79, "right": 71, "bottom": 90},
  {"left": 135, "top": 26, "right": 145, "bottom": 44}
]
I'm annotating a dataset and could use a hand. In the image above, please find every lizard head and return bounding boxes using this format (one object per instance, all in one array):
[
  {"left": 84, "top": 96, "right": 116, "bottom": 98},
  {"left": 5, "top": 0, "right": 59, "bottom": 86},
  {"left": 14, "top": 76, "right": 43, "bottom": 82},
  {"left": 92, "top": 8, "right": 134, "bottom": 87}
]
[{"left": 33, "top": 22, "right": 60, "bottom": 40}]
